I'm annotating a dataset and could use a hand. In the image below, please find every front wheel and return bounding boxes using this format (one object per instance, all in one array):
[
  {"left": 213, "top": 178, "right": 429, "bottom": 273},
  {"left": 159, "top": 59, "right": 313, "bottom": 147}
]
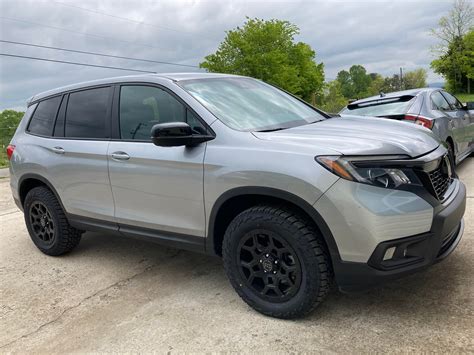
[{"left": 222, "top": 205, "right": 332, "bottom": 319}]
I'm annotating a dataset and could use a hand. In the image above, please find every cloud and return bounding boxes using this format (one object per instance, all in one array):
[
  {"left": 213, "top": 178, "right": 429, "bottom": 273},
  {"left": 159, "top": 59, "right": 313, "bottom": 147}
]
[{"left": 0, "top": 0, "right": 451, "bottom": 110}]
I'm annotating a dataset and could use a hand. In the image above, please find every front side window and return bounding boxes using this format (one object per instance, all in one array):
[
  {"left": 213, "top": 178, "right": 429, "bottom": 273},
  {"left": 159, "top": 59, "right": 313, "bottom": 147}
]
[
  {"left": 431, "top": 91, "right": 451, "bottom": 111},
  {"left": 119, "top": 85, "right": 206, "bottom": 140},
  {"left": 65, "top": 87, "right": 110, "bottom": 139},
  {"left": 179, "top": 77, "right": 325, "bottom": 131},
  {"left": 28, "top": 96, "right": 62, "bottom": 136},
  {"left": 441, "top": 91, "right": 463, "bottom": 110}
]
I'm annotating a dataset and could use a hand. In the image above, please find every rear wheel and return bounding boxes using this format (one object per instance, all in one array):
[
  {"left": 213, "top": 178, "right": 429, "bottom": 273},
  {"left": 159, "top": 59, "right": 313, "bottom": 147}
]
[
  {"left": 222, "top": 205, "right": 332, "bottom": 319},
  {"left": 24, "top": 186, "right": 82, "bottom": 256}
]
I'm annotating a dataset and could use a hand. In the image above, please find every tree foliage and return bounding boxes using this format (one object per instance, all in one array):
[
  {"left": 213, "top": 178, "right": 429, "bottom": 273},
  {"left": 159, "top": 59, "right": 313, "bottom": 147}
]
[
  {"left": 431, "top": 0, "right": 473, "bottom": 53},
  {"left": 318, "top": 81, "right": 348, "bottom": 113},
  {"left": 431, "top": 0, "right": 474, "bottom": 93},
  {"left": 432, "top": 30, "right": 474, "bottom": 92},
  {"left": 0, "top": 110, "right": 24, "bottom": 166},
  {"left": 0, "top": 110, "right": 23, "bottom": 140},
  {"left": 334, "top": 65, "right": 427, "bottom": 101},
  {"left": 403, "top": 69, "right": 428, "bottom": 90},
  {"left": 200, "top": 18, "right": 324, "bottom": 102}
]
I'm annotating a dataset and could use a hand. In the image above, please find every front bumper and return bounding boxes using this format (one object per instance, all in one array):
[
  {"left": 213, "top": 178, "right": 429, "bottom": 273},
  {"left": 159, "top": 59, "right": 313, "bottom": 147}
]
[{"left": 334, "top": 180, "right": 466, "bottom": 292}]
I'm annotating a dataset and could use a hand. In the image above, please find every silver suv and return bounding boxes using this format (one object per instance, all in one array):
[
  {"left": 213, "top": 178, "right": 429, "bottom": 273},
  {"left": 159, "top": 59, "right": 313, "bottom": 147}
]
[{"left": 8, "top": 73, "right": 466, "bottom": 319}]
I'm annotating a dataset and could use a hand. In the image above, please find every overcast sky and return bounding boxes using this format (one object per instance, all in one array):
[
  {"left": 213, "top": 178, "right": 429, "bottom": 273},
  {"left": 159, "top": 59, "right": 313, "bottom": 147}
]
[{"left": 0, "top": 0, "right": 452, "bottom": 111}]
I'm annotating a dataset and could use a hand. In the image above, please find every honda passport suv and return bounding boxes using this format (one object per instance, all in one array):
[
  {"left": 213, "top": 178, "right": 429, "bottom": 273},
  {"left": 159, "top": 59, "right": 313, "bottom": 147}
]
[{"left": 8, "top": 73, "right": 466, "bottom": 319}]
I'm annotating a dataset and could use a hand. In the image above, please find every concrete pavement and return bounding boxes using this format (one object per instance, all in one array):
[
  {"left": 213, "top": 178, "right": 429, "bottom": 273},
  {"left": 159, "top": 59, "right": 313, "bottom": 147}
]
[{"left": 0, "top": 158, "right": 473, "bottom": 352}]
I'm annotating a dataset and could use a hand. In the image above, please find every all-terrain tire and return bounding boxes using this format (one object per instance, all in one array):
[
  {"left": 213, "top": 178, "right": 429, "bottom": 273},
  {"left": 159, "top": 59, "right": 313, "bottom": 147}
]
[
  {"left": 222, "top": 205, "right": 332, "bottom": 319},
  {"left": 24, "top": 186, "right": 82, "bottom": 256}
]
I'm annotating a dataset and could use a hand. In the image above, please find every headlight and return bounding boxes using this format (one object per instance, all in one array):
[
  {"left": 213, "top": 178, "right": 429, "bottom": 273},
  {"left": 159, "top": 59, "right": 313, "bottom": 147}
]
[{"left": 316, "top": 156, "right": 422, "bottom": 189}]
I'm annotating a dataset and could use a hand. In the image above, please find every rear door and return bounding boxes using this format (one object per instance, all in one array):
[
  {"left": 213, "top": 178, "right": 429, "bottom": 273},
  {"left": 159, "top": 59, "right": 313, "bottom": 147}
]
[
  {"left": 49, "top": 86, "right": 115, "bottom": 222},
  {"left": 441, "top": 91, "right": 472, "bottom": 157},
  {"left": 107, "top": 84, "right": 209, "bottom": 238}
]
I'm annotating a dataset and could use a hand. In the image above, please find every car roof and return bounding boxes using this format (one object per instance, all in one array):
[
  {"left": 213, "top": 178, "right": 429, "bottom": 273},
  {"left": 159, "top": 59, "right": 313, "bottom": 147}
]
[
  {"left": 350, "top": 87, "right": 438, "bottom": 105},
  {"left": 28, "top": 72, "right": 241, "bottom": 104}
]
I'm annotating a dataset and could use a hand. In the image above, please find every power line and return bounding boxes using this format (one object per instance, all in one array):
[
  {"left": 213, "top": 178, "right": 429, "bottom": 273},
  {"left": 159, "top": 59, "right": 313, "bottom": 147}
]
[
  {"left": 52, "top": 1, "right": 200, "bottom": 36},
  {"left": 0, "top": 16, "right": 163, "bottom": 50},
  {"left": 0, "top": 53, "right": 156, "bottom": 73},
  {"left": 0, "top": 39, "right": 199, "bottom": 68}
]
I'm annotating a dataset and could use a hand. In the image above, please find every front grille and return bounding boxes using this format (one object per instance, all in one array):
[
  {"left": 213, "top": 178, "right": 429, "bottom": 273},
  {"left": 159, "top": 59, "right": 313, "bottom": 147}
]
[
  {"left": 419, "top": 154, "right": 453, "bottom": 201},
  {"left": 428, "top": 166, "right": 452, "bottom": 200}
]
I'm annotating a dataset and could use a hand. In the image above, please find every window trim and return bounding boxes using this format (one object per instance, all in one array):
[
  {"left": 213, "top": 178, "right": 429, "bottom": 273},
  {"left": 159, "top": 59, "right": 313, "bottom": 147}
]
[
  {"left": 26, "top": 95, "right": 63, "bottom": 138},
  {"left": 430, "top": 90, "right": 451, "bottom": 112},
  {"left": 111, "top": 82, "right": 215, "bottom": 143}
]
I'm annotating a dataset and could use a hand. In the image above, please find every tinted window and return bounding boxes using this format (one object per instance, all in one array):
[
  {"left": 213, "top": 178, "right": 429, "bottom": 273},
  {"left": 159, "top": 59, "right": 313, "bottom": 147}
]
[
  {"left": 441, "top": 91, "right": 463, "bottom": 110},
  {"left": 119, "top": 85, "right": 206, "bottom": 140},
  {"left": 28, "top": 96, "right": 61, "bottom": 136},
  {"left": 65, "top": 87, "right": 110, "bottom": 138},
  {"left": 431, "top": 91, "right": 450, "bottom": 111},
  {"left": 343, "top": 97, "right": 415, "bottom": 116}
]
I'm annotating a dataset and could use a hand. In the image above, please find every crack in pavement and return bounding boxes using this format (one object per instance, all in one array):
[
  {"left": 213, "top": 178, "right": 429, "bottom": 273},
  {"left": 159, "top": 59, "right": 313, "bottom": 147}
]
[
  {"left": 0, "top": 210, "right": 20, "bottom": 217},
  {"left": 0, "top": 262, "right": 158, "bottom": 349}
]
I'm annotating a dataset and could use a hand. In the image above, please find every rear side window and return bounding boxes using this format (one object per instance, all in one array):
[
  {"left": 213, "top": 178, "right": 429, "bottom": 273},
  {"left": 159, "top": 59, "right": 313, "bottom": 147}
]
[
  {"left": 28, "top": 96, "right": 62, "bottom": 136},
  {"left": 65, "top": 87, "right": 110, "bottom": 139},
  {"left": 441, "top": 91, "right": 463, "bottom": 110},
  {"left": 344, "top": 97, "right": 415, "bottom": 116},
  {"left": 431, "top": 91, "right": 450, "bottom": 111}
]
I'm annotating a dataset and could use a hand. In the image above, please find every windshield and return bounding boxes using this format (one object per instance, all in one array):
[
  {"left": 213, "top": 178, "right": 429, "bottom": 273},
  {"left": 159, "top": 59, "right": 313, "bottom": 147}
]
[
  {"left": 341, "top": 97, "right": 415, "bottom": 117},
  {"left": 179, "top": 77, "right": 325, "bottom": 131}
]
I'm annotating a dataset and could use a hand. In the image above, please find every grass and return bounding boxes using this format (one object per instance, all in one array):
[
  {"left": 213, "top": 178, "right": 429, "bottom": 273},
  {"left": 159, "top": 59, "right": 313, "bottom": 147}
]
[{"left": 455, "top": 93, "right": 474, "bottom": 103}]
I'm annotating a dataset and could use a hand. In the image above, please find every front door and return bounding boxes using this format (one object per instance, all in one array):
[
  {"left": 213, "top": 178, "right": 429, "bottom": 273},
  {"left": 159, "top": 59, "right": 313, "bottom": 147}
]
[{"left": 107, "top": 84, "right": 209, "bottom": 237}]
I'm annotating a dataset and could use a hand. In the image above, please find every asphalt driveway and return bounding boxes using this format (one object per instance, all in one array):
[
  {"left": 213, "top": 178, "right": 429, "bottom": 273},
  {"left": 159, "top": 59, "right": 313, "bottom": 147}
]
[{"left": 0, "top": 158, "right": 473, "bottom": 352}]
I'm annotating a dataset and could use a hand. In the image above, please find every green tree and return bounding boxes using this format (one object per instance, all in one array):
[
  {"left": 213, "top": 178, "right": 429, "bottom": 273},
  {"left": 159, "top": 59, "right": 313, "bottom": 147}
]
[
  {"left": 336, "top": 70, "right": 353, "bottom": 98},
  {"left": 349, "top": 65, "right": 372, "bottom": 98},
  {"left": 403, "top": 69, "right": 428, "bottom": 89},
  {"left": 200, "top": 18, "right": 324, "bottom": 102},
  {"left": 431, "top": 0, "right": 473, "bottom": 53},
  {"left": 335, "top": 65, "right": 372, "bottom": 99},
  {"left": 0, "top": 110, "right": 24, "bottom": 166},
  {"left": 432, "top": 33, "right": 472, "bottom": 92},
  {"left": 319, "top": 81, "right": 348, "bottom": 113},
  {"left": 431, "top": 0, "right": 474, "bottom": 93},
  {"left": 367, "top": 73, "right": 385, "bottom": 96}
]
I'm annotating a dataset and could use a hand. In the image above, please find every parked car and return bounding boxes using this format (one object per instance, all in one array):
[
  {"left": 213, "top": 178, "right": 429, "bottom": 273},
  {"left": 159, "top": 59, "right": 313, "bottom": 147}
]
[
  {"left": 7, "top": 74, "right": 466, "bottom": 319},
  {"left": 340, "top": 88, "right": 474, "bottom": 165}
]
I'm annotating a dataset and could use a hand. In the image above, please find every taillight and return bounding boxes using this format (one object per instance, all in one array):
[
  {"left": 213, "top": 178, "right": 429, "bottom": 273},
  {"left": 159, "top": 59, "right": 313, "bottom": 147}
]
[
  {"left": 404, "top": 115, "right": 433, "bottom": 129},
  {"left": 6, "top": 145, "right": 15, "bottom": 160}
]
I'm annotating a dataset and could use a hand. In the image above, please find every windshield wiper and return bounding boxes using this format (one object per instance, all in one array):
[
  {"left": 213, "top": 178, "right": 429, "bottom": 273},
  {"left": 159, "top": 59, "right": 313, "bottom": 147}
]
[{"left": 256, "top": 127, "right": 286, "bottom": 132}]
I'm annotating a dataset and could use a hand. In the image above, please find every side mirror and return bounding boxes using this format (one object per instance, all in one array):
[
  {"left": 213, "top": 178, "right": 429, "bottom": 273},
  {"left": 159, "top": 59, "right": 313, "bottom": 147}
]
[
  {"left": 465, "top": 102, "right": 474, "bottom": 110},
  {"left": 151, "top": 122, "right": 214, "bottom": 147}
]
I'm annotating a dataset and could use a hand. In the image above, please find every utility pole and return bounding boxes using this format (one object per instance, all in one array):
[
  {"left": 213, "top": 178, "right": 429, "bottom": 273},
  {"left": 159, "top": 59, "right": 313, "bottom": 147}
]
[{"left": 399, "top": 67, "right": 403, "bottom": 90}]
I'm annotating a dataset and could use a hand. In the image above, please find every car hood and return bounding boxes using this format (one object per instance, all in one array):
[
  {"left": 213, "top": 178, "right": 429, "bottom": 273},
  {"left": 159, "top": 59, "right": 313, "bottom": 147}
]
[{"left": 253, "top": 115, "right": 439, "bottom": 157}]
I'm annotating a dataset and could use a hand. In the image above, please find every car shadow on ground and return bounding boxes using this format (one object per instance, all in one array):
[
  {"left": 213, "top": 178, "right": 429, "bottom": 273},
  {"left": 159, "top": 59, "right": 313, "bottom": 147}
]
[{"left": 75, "top": 225, "right": 470, "bottom": 323}]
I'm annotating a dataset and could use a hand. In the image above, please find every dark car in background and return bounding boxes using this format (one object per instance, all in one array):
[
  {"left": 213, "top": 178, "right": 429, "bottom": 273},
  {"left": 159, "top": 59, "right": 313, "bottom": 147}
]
[{"left": 340, "top": 88, "right": 474, "bottom": 165}]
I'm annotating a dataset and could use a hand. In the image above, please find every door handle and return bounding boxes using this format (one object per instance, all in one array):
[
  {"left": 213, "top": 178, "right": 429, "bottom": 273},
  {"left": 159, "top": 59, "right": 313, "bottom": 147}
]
[
  {"left": 52, "top": 146, "right": 65, "bottom": 154},
  {"left": 111, "top": 151, "right": 130, "bottom": 161}
]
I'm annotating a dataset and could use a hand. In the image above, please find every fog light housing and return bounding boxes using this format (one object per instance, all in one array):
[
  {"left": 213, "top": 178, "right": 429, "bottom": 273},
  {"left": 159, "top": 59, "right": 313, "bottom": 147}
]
[{"left": 368, "top": 235, "right": 428, "bottom": 270}]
